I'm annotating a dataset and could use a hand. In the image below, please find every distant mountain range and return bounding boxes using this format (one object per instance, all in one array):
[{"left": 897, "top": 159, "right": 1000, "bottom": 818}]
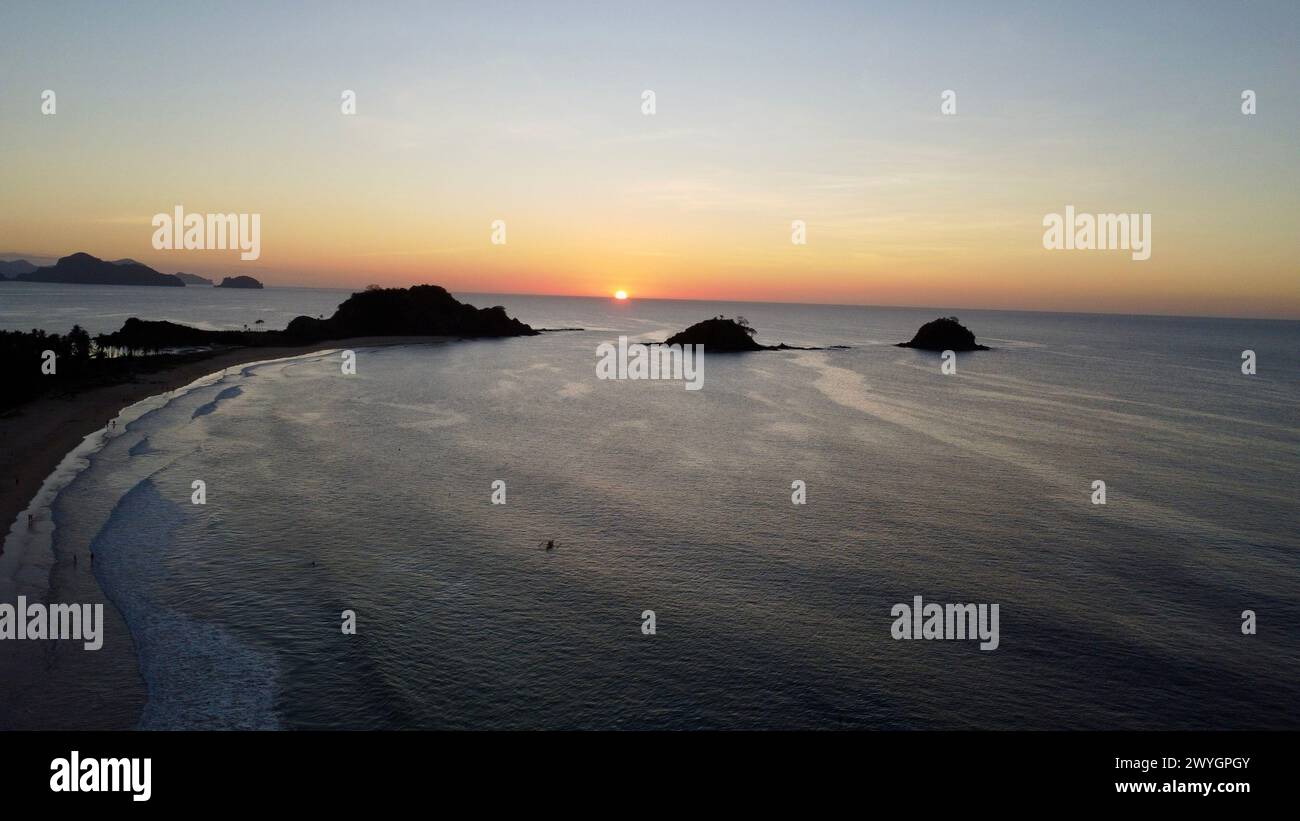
[
  {"left": 0, "top": 252, "right": 262, "bottom": 288},
  {"left": 15, "top": 252, "right": 184, "bottom": 286},
  {"left": 0, "top": 259, "right": 38, "bottom": 279}
]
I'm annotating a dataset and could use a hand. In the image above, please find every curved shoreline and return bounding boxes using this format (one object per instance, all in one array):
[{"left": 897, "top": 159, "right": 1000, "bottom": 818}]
[
  {"left": 1, "top": 336, "right": 450, "bottom": 551},
  {"left": 0, "top": 336, "right": 448, "bottom": 730}
]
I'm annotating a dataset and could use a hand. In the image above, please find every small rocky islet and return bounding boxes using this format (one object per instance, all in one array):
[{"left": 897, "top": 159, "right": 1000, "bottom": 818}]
[
  {"left": 662, "top": 317, "right": 821, "bottom": 351},
  {"left": 896, "top": 316, "right": 989, "bottom": 352}
]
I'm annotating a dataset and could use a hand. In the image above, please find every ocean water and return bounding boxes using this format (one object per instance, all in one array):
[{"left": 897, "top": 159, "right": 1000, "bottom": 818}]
[
  {"left": 0, "top": 281, "right": 354, "bottom": 336},
  {"left": 11, "top": 289, "right": 1300, "bottom": 729}
]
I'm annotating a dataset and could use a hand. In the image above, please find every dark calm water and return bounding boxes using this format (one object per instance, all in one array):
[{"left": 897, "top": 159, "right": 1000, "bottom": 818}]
[
  {"left": 10, "top": 286, "right": 1300, "bottom": 729},
  {"left": 0, "top": 281, "right": 354, "bottom": 336}
]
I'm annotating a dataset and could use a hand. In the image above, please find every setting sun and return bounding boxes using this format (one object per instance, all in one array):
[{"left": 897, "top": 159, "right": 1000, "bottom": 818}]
[{"left": 614, "top": 290, "right": 628, "bottom": 301}]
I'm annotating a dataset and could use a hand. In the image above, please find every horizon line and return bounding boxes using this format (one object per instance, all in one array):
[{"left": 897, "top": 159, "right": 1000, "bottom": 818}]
[
  {"left": 4, "top": 251, "right": 1297, "bottom": 323},
  {"left": 450, "top": 289, "right": 1300, "bottom": 324},
  {"left": 4, "top": 275, "right": 1297, "bottom": 324}
]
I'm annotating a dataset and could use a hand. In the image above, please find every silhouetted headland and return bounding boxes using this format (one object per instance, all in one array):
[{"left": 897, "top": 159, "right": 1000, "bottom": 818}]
[
  {"left": 84, "top": 285, "right": 535, "bottom": 353},
  {"left": 15, "top": 252, "right": 184, "bottom": 287},
  {"left": 663, "top": 316, "right": 820, "bottom": 351},
  {"left": 285, "top": 284, "right": 535, "bottom": 340},
  {"left": 897, "top": 317, "right": 989, "bottom": 351},
  {"left": 1, "top": 252, "right": 265, "bottom": 289}
]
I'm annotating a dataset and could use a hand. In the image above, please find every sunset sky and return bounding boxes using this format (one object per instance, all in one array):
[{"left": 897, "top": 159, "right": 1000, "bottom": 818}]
[{"left": 1, "top": 1, "right": 1297, "bottom": 317}]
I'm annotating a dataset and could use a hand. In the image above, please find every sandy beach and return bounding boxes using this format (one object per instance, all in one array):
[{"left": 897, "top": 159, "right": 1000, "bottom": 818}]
[{"left": 0, "top": 336, "right": 446, "bottom": 729}]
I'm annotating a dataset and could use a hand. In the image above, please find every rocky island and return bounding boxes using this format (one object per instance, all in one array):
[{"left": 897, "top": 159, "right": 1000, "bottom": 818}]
[
  {"left": 663, "top": 316, "right": 817, "bottom": 351},
  {"left": 896, "top": 316, "right": 989, "bottom": 351},
  {"left": 215, "top": 275, "right": 264, "bottom": 289}
]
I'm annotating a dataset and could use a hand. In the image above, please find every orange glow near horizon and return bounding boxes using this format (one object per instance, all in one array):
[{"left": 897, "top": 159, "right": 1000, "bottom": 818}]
[
  {"left": 0, "top": 5, "right": 1297, "bottom": 320},
  {"left": 3, "top": 161, "right": 1297, "bottom": 318}
]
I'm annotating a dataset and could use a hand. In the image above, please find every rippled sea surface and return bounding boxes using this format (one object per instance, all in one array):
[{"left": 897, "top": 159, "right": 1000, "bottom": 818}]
[{"left": 34, "top": 292, "right": 1300, "bottom": 728}]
